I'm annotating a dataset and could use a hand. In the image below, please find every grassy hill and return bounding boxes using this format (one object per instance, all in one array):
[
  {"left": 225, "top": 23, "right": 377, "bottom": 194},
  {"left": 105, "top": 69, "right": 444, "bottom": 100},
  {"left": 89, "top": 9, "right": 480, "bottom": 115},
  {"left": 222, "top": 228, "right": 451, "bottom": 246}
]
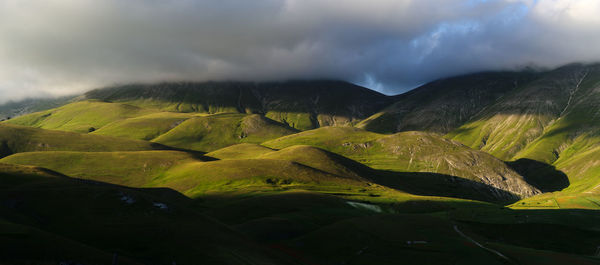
[
  {"left": 263, "top": 127, "right": 539, "bottom": 200},
  {"left": 92, "top": 112, "right": 193, "bottom": 141},
  {"left": 5, "top": 100, "right": 157, "bottom": 134},
  {"left": 0, "top": 151, "right": 203, "bottom": 187},
  {"left": 5, "top": 101, "right": 298, "bottom": 152},
  {"left": 152, "top": 113, "right": 297, "bottom": 152},
  {"left": 0, "top": 123, "right": 164, "bottom": 158},
  {"left": 205, "top": 143, "right": 276, "bottom": 159}
]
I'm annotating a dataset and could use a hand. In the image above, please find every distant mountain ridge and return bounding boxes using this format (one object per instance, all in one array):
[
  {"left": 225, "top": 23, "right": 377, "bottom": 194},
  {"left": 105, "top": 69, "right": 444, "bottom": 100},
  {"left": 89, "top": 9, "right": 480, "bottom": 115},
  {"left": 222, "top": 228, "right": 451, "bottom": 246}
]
[
  {"left": 0, "top": 96, "right": 75, "bottom": 120},
  {"left": 84, "top": 80, "right": 393, "bottom": 130}
]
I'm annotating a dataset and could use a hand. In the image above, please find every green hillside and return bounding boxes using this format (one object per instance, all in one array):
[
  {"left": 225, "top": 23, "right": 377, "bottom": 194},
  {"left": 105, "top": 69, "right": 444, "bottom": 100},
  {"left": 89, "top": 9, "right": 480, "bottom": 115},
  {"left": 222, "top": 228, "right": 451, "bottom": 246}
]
[
  {"left": 0, "top": 123, "right": 163, "bottom": 158},
  {"left": 6, "top": 100, "right": 157, "bottom": 133},
  {"left": 263, "top": 127, "right": 539, "bottom": 200},
  {"left": 152, "top": 113, "right": 297, "bottom": 152},
  {"left": 92, "top": 112, "right": 194, "bottom": 140},
  {"left": 5, "top": 101, "right": 298, "bottom": 151},
  {"left": 205, "top": 143, "right": 276, "bottom": 159},
  {"left": 0, "top": 151, "right": 202, "bottom": 186},
  {"left": 447, "top": 64, "right": 598, "bottom": 161}
]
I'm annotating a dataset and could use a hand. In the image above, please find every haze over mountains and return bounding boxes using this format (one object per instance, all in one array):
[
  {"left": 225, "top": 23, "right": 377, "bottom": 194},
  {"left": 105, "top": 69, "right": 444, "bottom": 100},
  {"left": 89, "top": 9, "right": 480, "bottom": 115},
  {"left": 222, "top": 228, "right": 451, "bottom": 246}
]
[{"left": 2, "top": 62, "right": 600, "bottom": 264}]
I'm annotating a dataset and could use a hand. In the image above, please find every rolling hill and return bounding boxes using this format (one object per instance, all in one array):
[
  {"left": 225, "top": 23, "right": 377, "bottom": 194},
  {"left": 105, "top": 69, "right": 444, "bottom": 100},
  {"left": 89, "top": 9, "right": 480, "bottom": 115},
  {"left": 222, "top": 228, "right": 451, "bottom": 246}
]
[
  {"left": 263, "top": 127, "right": 539, "bottom": 200},
  {"left": 151, "top": 113, "right": 297, "bottom": 152},
  {"left": 0, "top": 123, "right": 164, "bottom": 158},
  {"left": 5, "top": 101, "right": 298, "bottom": 152}
]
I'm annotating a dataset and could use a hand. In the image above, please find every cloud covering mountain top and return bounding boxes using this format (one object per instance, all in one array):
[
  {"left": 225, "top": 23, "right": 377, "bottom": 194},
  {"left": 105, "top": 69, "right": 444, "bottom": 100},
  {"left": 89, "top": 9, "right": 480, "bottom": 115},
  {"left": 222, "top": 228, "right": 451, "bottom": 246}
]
[{"left": 1, "top": 0, "right": 599, "bottom": 102}]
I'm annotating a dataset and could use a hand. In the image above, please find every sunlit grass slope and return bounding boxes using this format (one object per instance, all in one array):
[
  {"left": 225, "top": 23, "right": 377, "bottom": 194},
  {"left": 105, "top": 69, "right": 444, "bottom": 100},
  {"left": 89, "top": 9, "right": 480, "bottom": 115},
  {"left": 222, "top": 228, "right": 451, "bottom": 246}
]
[
  {"left": 152, "top": 113, "right": 297, "bottom": 152},
  {"left": 92, "top": 112, "right": 193, "bottom": 140},
  {"left": 263, "top": 127, "right": 539, "bottom": 199},
  {"left": 0, "top": 151, "right": 202, "bottom": 187},
  {"left": 155, "top": 159, "right": 376, "bottom": 198},
  {"left": 205, "top": 143, "right": 276, "bottom": 159},
  {"left": 258, "top": 145, "right": 372, "bottom": 180},
  {"left": 447, "top": 64, "right": 600, "bottom": 162},
  {"left": 0, "top": 149, "right": 384, "bottom": 199},
  {"left": 4, "top": 100, "right": 298, "bottom": 150},
  {"left": 0, "top": 123, "right": 163, "bottom": 158},
  {"left": 446, "top": 65, "right": 600, "bottom": 209},
  {"left": 5, "top": 100, "right": 157, "bottom": 133}
]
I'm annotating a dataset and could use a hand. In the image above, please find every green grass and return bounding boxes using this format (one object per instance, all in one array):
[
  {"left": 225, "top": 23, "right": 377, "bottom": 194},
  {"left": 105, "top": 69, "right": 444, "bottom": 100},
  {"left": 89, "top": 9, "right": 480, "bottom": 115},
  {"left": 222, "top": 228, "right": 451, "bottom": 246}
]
[
  {"left": 447, "top": 113, "right": 555, "bottom": 160},
  {"left": 205, "top": 143, "right": 276, "bottom": 159},
  {"left": 92, "top": 112, "right": 194, "bottom": 140},
  {"left": 0, "top": 123, "right": 163, "bottom": 157},
  {"left": 258, "top": 145, "right": 370, "bottom": 180},
  {"left": 5, "top": 100, "right": 157, "bottom": 133},
  {"left": 152, "top": 158, "right": 376, "bottom": 198},
  {"left": 153, "top": 113, "right": 297, "bottom": 152},
  {"left": 263, "top": 127, "right": 538, "bottom": 199},
  {"left": 0, "top": 151, "right": 202, "bottom": 187}
]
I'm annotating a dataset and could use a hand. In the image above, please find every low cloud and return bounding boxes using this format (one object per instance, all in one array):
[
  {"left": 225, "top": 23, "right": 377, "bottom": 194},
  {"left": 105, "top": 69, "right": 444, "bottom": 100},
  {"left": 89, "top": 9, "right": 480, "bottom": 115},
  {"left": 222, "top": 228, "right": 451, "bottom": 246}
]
[{"left": 1, "top": 0, "right": 599, "bottom": 102}]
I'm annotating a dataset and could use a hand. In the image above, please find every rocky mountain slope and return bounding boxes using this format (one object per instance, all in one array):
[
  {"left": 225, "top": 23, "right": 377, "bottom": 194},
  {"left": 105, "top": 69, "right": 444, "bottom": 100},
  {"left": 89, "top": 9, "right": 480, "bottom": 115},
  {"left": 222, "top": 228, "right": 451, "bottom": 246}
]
[{"left": 358, "top": 71, "right": 537, "bottom": 133}]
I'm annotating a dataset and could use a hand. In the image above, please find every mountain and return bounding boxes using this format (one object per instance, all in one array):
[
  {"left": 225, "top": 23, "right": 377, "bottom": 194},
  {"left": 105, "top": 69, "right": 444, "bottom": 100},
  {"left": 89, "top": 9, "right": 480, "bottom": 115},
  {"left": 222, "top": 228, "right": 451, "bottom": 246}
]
[
  {"left": 84, "top": 80, "right": 393, "bottom": 130},
  {"left": 0, "top": 96, "right": 75, "bottom": 121},
  {"left": 357, "top": 71, "right": 538, "bottom": 133},
  {"left": 3, "top": 71, "right": 600, "bottom": 264},
  {"left": 356, "top": 63, "right": 600, "bottom": 211}
]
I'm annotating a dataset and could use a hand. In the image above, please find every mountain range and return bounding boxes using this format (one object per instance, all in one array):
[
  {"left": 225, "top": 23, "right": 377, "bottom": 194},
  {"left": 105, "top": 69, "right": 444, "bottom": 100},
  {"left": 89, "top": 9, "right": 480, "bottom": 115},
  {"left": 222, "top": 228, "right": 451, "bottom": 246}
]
[{"left": 1, "top": 63, "right": 600, "bottom": 264}]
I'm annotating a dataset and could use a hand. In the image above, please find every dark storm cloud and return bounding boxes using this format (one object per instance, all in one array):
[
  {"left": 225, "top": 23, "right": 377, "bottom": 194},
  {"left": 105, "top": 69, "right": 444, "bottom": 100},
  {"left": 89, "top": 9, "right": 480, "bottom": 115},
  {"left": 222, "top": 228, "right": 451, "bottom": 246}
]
[{"left": 1, "top": 0, "right": 599, "bottom": 102}]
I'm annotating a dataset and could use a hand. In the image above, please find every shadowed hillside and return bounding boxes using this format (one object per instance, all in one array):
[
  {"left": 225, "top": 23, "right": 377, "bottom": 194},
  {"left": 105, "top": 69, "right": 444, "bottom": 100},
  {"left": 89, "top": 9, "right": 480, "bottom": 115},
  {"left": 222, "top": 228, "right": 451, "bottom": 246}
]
[{"left": 84, "top": 80, "right": 394, "bottom": 130}]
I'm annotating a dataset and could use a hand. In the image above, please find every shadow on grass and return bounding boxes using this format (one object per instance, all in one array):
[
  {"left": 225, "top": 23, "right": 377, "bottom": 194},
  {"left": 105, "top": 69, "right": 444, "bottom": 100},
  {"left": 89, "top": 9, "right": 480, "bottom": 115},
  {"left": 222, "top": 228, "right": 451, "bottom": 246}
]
[
  {"left": 370, "top": 170, "right": 522, "bottom": 204},
  {"left": 506, "top": 158, "right": 569, "bottom": 192}
]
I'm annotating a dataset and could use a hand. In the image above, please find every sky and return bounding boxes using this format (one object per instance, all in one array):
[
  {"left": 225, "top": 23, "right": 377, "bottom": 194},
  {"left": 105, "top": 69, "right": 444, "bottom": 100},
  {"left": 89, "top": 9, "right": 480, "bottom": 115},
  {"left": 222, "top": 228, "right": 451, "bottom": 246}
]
[{"left": 1, "top": 0, "right": 600, "bottom": 103}]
